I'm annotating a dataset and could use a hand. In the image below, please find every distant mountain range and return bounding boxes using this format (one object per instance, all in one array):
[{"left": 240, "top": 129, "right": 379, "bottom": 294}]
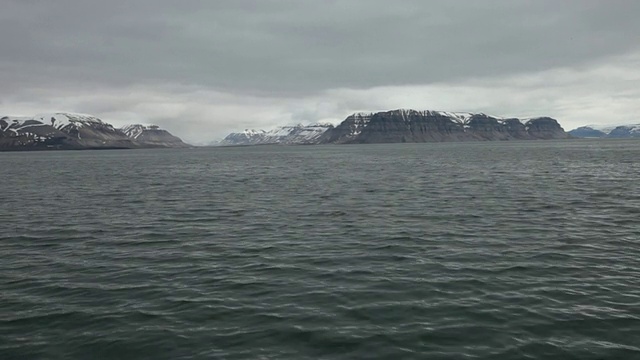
[
  {"left": 219, "top": 123, "right": 333, "bottom": 146},
  {"left": 0, "top": 113, "right": 190, "bottom": 151},
  {"left": 568, "top": 124, "right": 640, "bottom": 138},
  {"left": 219, "top": 109, "right": 570, "bottom": 146}
]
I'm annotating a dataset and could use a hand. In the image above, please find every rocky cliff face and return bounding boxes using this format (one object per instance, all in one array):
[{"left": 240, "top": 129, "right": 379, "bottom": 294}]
[
  {"left": 120, "top": 124, "right": 191, "bottom": 148},
  {"left": 1, "top": 113, "right": 189, "bottom": 151},
  {"left": 322, "top": 110, "right": 471, "bottom": 143},
  {"left": 220, "top": 123, "right": 334, "bottom": 145},
  {"left": 318, "top": 110, "right": 569, "bottom": 144},
  {"left": 219, "top": 109, "right": 569, "bottom": 146}
]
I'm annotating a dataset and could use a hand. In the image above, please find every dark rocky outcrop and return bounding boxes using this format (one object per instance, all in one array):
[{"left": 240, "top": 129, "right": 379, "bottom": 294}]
[
  {"left": 523, "top": 117, "right": 569, "bottom": 139},
  {"left": 1, "top": 114, "right": 136, "bottom": 150},
  {"left": 317, "top": 110, "right": 569, "bottom": 144}
]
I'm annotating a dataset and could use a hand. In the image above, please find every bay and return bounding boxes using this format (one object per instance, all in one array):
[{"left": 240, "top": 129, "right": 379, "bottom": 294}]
[{"left": 1, "top": 140, "right": 640, "bottom": 359}]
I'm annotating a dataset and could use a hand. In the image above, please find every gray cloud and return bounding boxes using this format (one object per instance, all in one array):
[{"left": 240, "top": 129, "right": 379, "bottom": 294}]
[
  {"left": 2, "top": 0, "right": 640, "bottom": 142},
  {"left": 3, "top": 0, "right": 640, "bottom": 94}
]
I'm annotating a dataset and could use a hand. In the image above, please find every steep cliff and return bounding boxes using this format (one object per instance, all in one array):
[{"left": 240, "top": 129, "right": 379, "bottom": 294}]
[
  {"left": 0, "top": 117, "right": 70, "bottom": 149},
  {"left": 318, "top": 110, "right": 569, "bottom": 144}
]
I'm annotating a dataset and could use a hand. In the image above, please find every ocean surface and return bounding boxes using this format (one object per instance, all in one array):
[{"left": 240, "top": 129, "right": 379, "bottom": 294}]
[{"left": 2, "top": 140, "right": 640, "bottom": 359}]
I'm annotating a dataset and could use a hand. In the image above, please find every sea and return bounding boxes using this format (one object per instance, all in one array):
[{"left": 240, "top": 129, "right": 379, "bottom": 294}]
[{"left": 1, "top": 140, "right": 639, "bottom": 359}]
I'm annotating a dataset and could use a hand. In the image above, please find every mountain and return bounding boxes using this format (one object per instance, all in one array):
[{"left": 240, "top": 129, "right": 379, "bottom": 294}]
[
  {"left": 220, "top": 110, "right": 569, "bottom": 146},
  {"left": 607, "top": 125, "right": 640, "bottom": 138},
  {"left": 568, "top": 126, "right": 607, "bottom": 138},
  {"left": 220, "top": 123, "right": 334, "bottom": 145},
  {"left": 568, "top": 124, "right": 640, "bottom": 138},
  {"left": 1, "top": 112, "right": 189, "bottom": 151},
  {"left": 120, "top": 124, "right": 191, "bottom": 148},
  {"left": 320, "top": 110, "right": 569, "bottom": 144},
  {"left": 1, "top": 113, "right": 137, "bottom": 150},
  {"left": 1, "top": 116, "right": 68, "bottom": 149}
]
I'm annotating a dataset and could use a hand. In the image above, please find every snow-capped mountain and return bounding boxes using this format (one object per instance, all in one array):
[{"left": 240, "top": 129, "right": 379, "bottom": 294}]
[
  {"left": 1, "top": 112, "right": 135, "bottom": 150},
  {"left": 34, "top": 113, "right": 110, "bottom": 131},
  {"left": 569, "top": 124, "right": 640, "bottom": 138},
  {"left": 120, "top": 124, "right": 191, "bottom": 148},
  {"left": 318, "top": 109, "right": 568, "bottom": 144},
  {"left": 219, "top": 123, "right": 334, "bottom": 146},
  {"left": 607, "top": 124, "right": 640, "bottom": 138},
  {"left": 1, "top": 112, "right": 189, "bottom": 150},
  {"left": 218, "top": 109, "right": 569, "bottom": 146}
]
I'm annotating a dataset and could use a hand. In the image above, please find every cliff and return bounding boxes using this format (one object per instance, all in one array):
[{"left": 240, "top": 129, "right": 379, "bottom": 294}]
[
  {"left": 568, "top": 124, "right": 640, "bottom": 138},
  {"left": 1, "top": 113, "right": 136, "bottom": 150},
  {"left": 318, "top": 110, "right": 569, "bottom": 144}
]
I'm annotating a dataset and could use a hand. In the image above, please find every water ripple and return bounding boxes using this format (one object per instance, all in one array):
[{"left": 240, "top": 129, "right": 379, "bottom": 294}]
[{"left": 2, "top": 141, "right": 640, "bottom": 359}]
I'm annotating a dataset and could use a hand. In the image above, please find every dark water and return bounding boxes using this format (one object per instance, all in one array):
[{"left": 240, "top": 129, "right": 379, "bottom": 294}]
[{"left": 2, "top": 140, "right": 640, "bottom": 359}]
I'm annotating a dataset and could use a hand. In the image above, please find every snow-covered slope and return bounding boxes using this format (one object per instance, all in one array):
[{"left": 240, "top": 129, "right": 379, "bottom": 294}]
[
  {"left": 34, "top": 113, "right": 108, "bottom": 131},
  {"left": 121, "top": 124, "right": 159, "bottom": 139},
  {"left": 220, "top": 123, "right": 334, "bottom": 146},
  {"left": 318, "top": 109, "right": 568, "bottom": 144}
]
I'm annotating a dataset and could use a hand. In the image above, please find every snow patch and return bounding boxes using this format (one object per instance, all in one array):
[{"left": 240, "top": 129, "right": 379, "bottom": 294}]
[
  {"left": 120, "top": 124, "right": 161, "bottom": 139},
  {"left": 33, "top": 112, "right": 106, "bottom": 131}
]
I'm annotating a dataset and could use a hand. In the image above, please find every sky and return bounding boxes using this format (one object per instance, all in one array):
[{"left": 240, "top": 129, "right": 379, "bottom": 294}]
[{"left": 2, "top": 0, "right": 639, "bottom": 143}]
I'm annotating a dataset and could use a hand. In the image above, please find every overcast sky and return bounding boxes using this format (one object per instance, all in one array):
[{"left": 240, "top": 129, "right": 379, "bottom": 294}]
[{"left": 2, "top": 0, "right": 639, "bottom": 143}]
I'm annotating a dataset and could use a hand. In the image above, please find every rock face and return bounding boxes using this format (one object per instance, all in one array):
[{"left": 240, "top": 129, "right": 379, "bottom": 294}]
[
  {"left": 219, "top": 109, "right": 569, "bottom": 146},
  {"left": 120, "top": 124, "right": 191, "bottom": 148},
  {"left": 1, "top": 113, "right": 189, "bottom": 151},
  {"left": 568, "top": 124, "right": 640, "bottom": 138},
  {"left": 318, "top": 110, "right": 569, "bottom": 144},
  {"left": 220, "top": 123, "right": 334, "bottom": 145}
]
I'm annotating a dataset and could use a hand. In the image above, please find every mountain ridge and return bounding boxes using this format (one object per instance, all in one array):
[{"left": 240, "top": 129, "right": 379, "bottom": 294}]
[
  {"left": 0, "top": 113, "right": 190, "bottom": 150},
  {"left": 219, "top": 109, "right": 570, "bottom": 146},
  {"left": 568, "top": 124, "right": 640, "bottom": 138}
]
